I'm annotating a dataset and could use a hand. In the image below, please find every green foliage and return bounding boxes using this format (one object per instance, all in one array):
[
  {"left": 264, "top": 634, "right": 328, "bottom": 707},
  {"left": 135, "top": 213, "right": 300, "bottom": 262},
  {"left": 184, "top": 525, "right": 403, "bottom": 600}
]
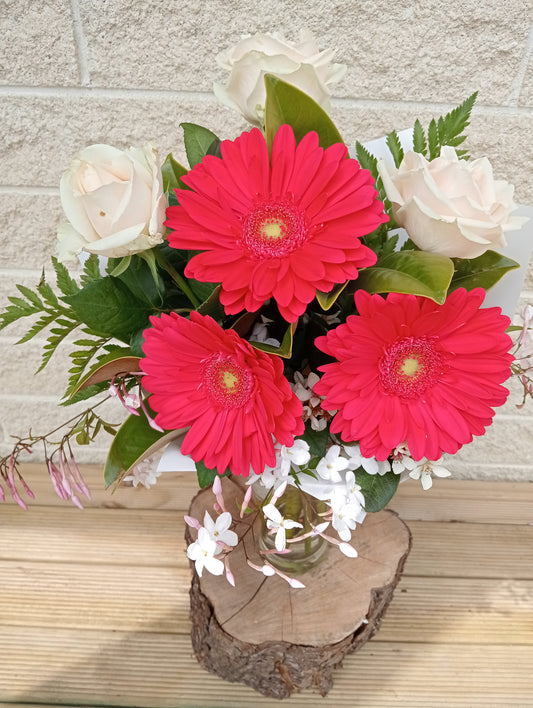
[
  {"left": 354, "top": 142, "right": 393, "bottom": 222},
  {"left": 355, "top": 250, "right": 455, "bottom": 304},
  {"left": 161, "top": 152, "right": 189, "bottom": 198},
  {"left": 386, "top": 130, "right": 404, "bottom": 168},
  {"left": 80, "top": 254, "right": 104, "bottom": 286},
  {"left": 316, "top": 281, "right": 350, "bottom": 311},
  {"left": 63, "top": 277, "right": 153, "bottom": 341},
  {"left": 181, "top": 123, "right": 221, "bottom": 168},
  {"left": 355, "top": 469, "right": 400, "bottom": 512},
  {"left": 414, "top": 92, "right": 478, "bottom": 160},
  {"left": 412, "top": 119, "right": 427, "bottom": 156},
  {"left": 249, "top": 321, "right": 295, "bottom": 359},
  {"left": 104, "top": 404, "right": 184, "bottom": 488},
  {"left": 299, "top": 422, "right": 329, "bottom": 458},
  {"left": 450, "top": 250, "right": 520, "bottom": 292},
  {"left": 0, "top": 259, "right": 86, "bottom": 372},
  {"left": 264, "top": 74, "right": 344, "bottom": 151}
]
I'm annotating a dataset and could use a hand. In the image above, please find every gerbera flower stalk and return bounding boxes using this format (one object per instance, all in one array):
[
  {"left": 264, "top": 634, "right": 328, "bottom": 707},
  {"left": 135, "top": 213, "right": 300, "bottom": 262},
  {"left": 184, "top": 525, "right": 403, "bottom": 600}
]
[
  {"left": 314, "top": 288, "right": 514, "bottom": 461},
  {"left": 165, "top": 124, "right": 387, "bottom": 322},
  {"left": 140, "top": 310, "right": 304, "bottom": 476}
]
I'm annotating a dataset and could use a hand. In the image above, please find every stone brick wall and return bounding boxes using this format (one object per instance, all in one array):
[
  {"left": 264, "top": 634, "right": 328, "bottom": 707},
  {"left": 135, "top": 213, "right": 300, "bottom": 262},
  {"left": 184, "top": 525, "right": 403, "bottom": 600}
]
[{"left": 1, "top": 0, "right": 532, "bottom": 479}]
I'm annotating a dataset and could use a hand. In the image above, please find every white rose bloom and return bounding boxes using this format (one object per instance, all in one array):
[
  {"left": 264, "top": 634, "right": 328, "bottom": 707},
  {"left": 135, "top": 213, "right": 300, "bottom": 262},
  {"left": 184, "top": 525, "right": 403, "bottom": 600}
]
[
  {"left": 213, "top": 30, "right": 346, "bottom": 126},
  {"left": 377, "top": 146, "right": 528, "bottom": 259},
  {"left": 57, "top": 143, "right": 166, "bottom": 262}
]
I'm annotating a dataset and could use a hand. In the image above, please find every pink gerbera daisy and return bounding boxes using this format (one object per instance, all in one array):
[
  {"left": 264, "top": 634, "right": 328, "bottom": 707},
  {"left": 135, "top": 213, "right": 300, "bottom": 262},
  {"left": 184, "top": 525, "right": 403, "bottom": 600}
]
[
  {"left": 165, "top": 125, "right": 386, "bottom": 322},
  {"left": 314, "top": 288, "right": 513, "bottom": 461},
  {"left": 140, "top": 311, "right": 304, "bottom": 476}
]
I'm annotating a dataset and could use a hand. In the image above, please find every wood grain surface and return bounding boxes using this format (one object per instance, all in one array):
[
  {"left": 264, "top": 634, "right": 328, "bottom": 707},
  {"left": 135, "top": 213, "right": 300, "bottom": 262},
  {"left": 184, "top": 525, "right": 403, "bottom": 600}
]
[{"left": 1, "top": 464, "right": 532, "bottom": 707}]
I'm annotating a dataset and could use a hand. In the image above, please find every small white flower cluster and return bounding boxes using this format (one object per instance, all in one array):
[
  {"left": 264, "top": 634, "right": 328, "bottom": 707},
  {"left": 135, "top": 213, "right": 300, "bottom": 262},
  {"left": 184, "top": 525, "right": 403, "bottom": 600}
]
[
  {"left": 292, "top": 371, "right": 333, "bottom": 432},
  {"left": 390, "top": 443, "right": 451, "bottom": 490},
  {"left": 186, "top": 509, "right": 238, "bottom": 580},
  {"left": 123, "top": 454, "right": 163, "bottom": 489}
]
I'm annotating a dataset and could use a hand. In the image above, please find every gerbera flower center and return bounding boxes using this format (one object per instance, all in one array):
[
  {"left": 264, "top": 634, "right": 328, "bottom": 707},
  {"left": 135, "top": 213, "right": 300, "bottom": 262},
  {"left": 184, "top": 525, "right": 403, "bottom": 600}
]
[
  {"left": 202, "top": 354, "right": 254, "bottom": 408},
  {"left": 241, "top": 200, "right": 309, "bottom": 259},
  {"left": 379, "top": 337, "right": 443, "bottom": 399}
]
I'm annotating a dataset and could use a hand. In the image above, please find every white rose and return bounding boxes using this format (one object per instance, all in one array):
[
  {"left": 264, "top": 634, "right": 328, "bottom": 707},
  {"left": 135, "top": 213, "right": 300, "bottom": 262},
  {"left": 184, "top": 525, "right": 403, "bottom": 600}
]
[
  {"left": 377, "top": 146, "right": 528, "bottom": 259},
  {"left": 213, "top": 30, "right": 346, "bottom": 127},
  {"left": 57, "top": 144, "right": 166, "bottom": 262}
]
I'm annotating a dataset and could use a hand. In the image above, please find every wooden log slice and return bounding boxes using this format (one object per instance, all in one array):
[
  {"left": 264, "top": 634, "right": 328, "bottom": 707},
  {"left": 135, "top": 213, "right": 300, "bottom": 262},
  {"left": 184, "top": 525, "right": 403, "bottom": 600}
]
[{"left": 186, "top": 477, "right": 411, "bottom": 699}]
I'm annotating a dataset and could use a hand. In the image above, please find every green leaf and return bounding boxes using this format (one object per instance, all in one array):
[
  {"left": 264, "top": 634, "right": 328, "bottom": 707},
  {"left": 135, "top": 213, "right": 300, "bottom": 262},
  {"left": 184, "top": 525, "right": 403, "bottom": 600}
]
[
  {"left": 413, "top": 119, "right": 427, "bottom": 155},
  {"left": 52, "top": 257, "right": 79, "bottom": 296},
  {"left": 181, "top": 123, "right": 220, "bottom": 168},
  {"left": 450, "top": 250, "right": 520, "bottom": 292},
  {"left": 196, "top": 284, "right": 224, "bottom": 319},
  {"left": 161, "top": 153, "right": 189, "bottom": 195},
  {"left": 80, "top": 254, "right": 103, "bottom": 286},
  {"left": 299, "top": 421, "right": 329, "bottom": 458},
  {"left": 104, "top": 403, "right": 186, "bottom": 488},
  {"left": 69, "top": 349, "right": 140, "bottom": 398},
  {"left": 386, "top": 130, "right": 404, "bottom": 168},
  {"left": 428, "top": 119, "right": 439, "bottom": 160},
  {"left": 355, "top": 142, "right": 392, "bottom": 220},
  {"left": 64, "top": 277, "right": 153, "bottom": 340},
  {"left": 264, "top": 74, "right": 344, "bottom": 151},
  {"left": 249, "top": 321, "right": 296, "bottom": 359},
  {"left": 437, "top": 92, "right": 477, "bottom": 151},
  {"left": 356, "top": 469, "right": 400, "bottom": 512},
  {"left": 316, "top": 281, "right": 350, "bottom": 311},
  {"left": 355, "top": 251, "right": 454, "bottom": 304},
  {"left": 108, "top": 255, "right": 132, "bottom": 277},
  {"left": 118, "top": 253, "right": 164, "bottom": 307}
]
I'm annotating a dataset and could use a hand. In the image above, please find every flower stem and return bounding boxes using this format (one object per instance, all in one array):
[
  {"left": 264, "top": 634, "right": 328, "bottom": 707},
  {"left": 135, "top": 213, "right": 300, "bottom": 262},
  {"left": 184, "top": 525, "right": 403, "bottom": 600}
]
[{"left": 154, "top": 250, "right": 201, "bottom": 309}]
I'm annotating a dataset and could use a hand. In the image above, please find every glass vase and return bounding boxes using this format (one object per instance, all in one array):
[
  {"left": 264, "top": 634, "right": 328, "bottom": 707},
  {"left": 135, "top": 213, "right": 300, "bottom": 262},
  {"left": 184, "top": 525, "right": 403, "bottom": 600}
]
[{"left": 256, "top": 483, "right": 329, "bottom": 575}]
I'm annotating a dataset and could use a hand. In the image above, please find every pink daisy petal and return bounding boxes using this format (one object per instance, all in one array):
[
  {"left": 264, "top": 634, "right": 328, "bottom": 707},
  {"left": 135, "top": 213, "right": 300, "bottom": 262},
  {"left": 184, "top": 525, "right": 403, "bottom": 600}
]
[
  {"left": 166, "top": 125, "right": 387, "bottom": 323},
  {"left": 315, "top": 288, "right": 513, "bottom": 461},
  {"left": 140, "top": 312, "right": 303, "bottom": 476}
]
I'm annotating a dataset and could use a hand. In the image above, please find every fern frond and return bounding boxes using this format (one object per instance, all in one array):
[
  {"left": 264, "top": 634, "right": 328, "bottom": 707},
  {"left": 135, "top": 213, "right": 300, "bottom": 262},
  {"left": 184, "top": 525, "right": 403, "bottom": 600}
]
[
  {"left": 386, "top": 130, "right": 404, "bottom": 168},
  {"left": 52, "top": 256, "right": 79, "bottom": 296}
]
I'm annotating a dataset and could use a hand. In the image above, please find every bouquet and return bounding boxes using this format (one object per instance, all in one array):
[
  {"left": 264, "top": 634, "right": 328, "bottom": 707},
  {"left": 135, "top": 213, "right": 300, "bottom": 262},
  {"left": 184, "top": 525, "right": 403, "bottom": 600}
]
[{"left": 1, "top": 31, "right": 532, "bottom": 588}]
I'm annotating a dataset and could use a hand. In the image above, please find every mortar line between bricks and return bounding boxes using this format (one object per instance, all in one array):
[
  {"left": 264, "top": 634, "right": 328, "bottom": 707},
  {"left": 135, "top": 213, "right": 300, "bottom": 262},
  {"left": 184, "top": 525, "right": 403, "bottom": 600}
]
[
  {"left": 0, "top": 85, "right": 532, "bottom": 116},
  {"left": 0, "top": 186, "right": 59, "bottom": 196},
  {"left": 69, "top": 0, "right": 90, "bottom": 87},
  {"left": 506, "top": 21, "right": 533, "bottom": 106}
]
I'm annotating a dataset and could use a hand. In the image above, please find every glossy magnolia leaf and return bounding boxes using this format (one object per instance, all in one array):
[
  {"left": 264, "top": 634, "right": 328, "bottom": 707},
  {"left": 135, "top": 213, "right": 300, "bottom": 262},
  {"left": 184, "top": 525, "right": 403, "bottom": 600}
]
[
  {"left": 355, "top": 250, "right": 454, "bottom": 304},
  {"left": 355, "top": 469, "right": 400, "bottom": 512},
  {"left": 104, "top": 402, "right": 187, "bottom": 488},
  {"left": 449, "top": 250, "right": 519, "bottom": 293},
  {"left": 249, "top": 321, "right": 297, "bottom": 359},
  {"left": 161, "top": 153, "right": 188, "bottom": 194},
  {"left": 181, "top": 123, "right": 220, "bottom": 168},
  {"left": 70, "top": 350, "right": 141, "bottom": 397},
  {"left": 264, "top": 74, "right": 344, "bottom": 151},
  {"left": 316, "top": 281, "right": 350, "bottom": 311}
]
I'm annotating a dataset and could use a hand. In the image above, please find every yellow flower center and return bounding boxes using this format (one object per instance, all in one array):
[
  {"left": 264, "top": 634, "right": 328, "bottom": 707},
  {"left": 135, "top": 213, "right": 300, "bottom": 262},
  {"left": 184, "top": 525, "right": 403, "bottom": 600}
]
[
  {"left": 203, "top": 355, "right": 254, "bottom": 408},
  {"left": 379, "top": 337, "right": 444, "bottom": 399}
]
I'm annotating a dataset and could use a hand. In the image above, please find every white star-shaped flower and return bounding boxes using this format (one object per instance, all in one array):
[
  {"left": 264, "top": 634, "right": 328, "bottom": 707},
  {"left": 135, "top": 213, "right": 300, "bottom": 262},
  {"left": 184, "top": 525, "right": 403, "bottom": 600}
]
[
  {"left": 262, "top": 503, "right": 303, "bottom": 552},
  {"left": 343, "top": 443, "right": 391, "bottom": 476},
  {"left": 202, "top": 511, "right": 238, "bottom": 548},
  {"left": 316, "top": 445, "right": 348, "bottom": 483},
  {"left": 405, "top": 457, "right": 451, "bottom": 490},
  {"left": 187, "top": 527, "right": 224, "bottom": 577}
]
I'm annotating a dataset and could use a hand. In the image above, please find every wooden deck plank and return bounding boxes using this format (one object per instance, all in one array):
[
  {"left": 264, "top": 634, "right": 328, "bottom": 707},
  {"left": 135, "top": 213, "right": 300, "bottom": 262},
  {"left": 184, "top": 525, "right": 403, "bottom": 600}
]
[
  {"left": 5, "top": 464, "right": 533, "bottom": 525},
  {"left": 1, "top": 629, "right": 532, "bottom": 707},
  {"left": 1, "top": 561, "right": 532, "bottom": 645},
  {"left": 2, "top": 506, "right": 533, "bottom": 579}
]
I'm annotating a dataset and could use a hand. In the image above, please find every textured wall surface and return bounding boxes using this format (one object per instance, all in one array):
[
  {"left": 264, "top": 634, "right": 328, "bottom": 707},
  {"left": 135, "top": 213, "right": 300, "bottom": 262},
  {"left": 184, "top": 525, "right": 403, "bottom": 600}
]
[{"left": 1, "top": 0, "right": 532, "bottom": 479}]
